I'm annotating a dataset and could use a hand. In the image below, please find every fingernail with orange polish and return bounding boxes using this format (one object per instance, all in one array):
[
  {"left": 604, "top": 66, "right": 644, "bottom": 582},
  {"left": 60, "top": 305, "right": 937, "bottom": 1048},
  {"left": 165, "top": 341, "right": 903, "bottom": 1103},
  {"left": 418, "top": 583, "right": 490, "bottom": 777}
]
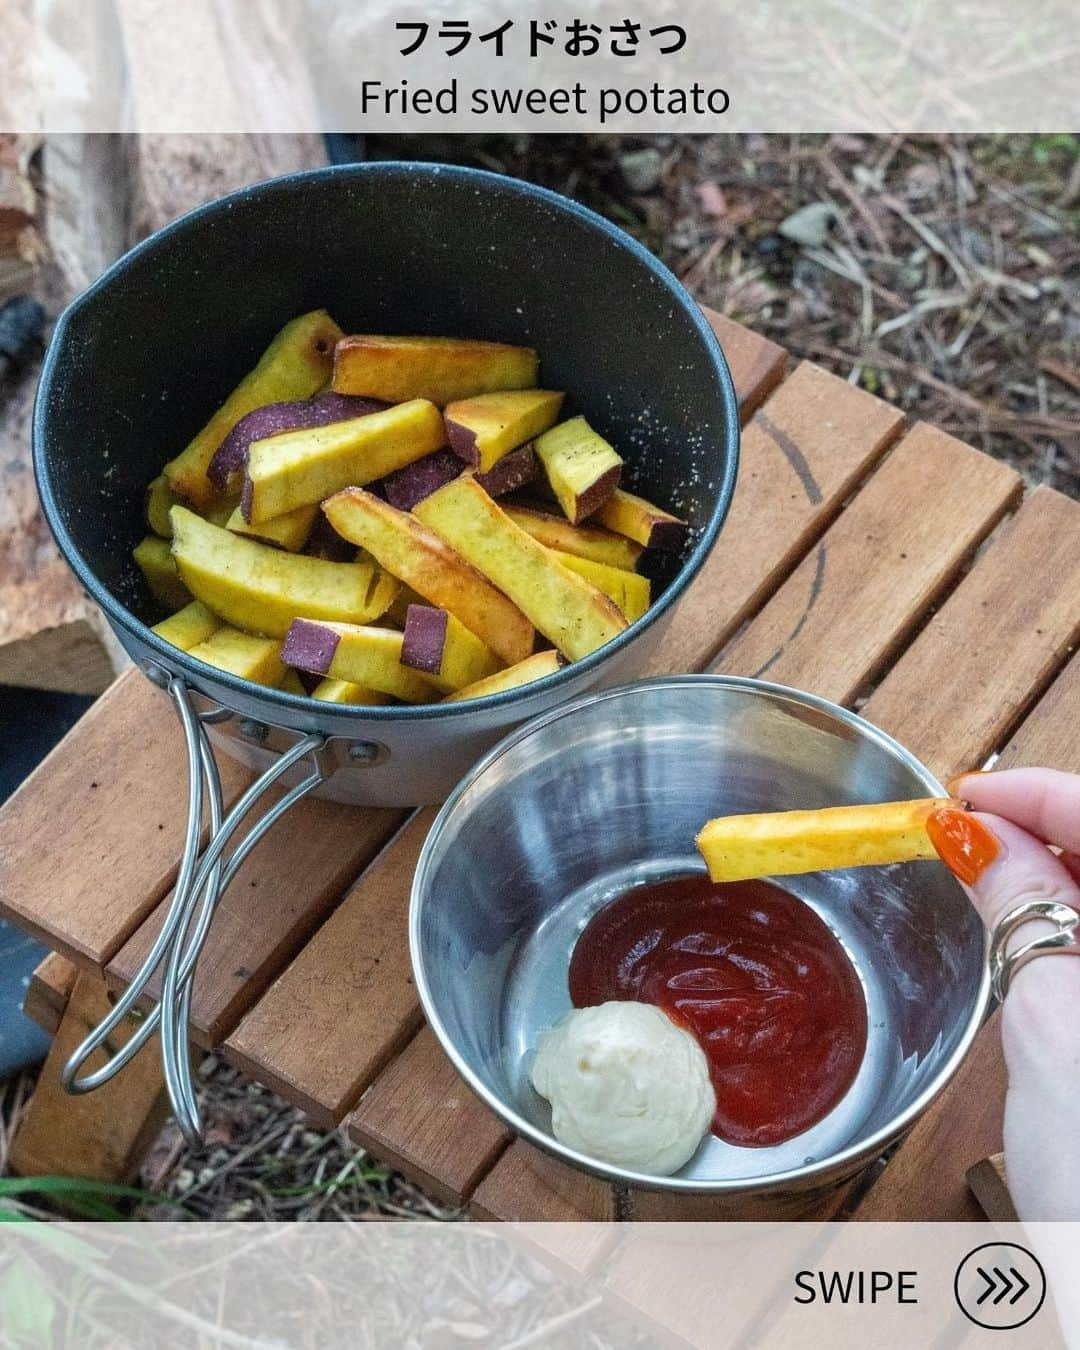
[{"left": 926, "top": 807, "right": 1001, "bottom": 885}]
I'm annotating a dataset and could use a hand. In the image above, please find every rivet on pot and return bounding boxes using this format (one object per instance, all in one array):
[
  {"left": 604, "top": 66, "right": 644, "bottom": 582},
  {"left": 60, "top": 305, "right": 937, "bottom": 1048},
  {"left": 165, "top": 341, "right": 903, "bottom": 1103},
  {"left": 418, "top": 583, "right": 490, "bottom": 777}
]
[
  {"left": 238, "top": 718, "right": 269, "bottom": 743},
  {"left": 348, "top": 741, "right": 387, "bottom": 766}
]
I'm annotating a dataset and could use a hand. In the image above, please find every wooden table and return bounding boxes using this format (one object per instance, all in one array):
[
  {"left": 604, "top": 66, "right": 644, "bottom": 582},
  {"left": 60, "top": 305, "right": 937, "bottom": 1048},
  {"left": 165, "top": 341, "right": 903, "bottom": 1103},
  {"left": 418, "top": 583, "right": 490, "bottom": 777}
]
[{"left": 2, "top": 310, "right": 1079, "bottom": 1222}]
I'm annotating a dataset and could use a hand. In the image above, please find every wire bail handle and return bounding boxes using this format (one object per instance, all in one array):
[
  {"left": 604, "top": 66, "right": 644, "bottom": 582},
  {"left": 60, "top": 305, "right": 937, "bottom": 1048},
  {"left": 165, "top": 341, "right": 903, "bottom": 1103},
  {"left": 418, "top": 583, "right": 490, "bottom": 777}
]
[{"left": 62, "top": 676, "right": 328, "bottom": 1147}]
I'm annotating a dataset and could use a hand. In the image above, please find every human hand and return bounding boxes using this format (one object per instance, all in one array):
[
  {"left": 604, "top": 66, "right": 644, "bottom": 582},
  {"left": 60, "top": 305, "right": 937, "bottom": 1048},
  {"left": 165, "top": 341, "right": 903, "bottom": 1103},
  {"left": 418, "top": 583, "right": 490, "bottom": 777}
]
[{"left": 928, "top": 768, "right": 1080, "bottom": 1221}]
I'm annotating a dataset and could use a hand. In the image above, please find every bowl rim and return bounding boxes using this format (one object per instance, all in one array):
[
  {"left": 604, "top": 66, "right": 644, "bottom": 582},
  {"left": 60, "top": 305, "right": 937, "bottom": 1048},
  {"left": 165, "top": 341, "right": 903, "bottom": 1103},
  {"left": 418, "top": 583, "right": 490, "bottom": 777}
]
[
  {"left": 33, "top": 160, "right": 741, "bottom": 724},
  {"left": 410, "top": 672, "right": 993, "bottom": 1194}
]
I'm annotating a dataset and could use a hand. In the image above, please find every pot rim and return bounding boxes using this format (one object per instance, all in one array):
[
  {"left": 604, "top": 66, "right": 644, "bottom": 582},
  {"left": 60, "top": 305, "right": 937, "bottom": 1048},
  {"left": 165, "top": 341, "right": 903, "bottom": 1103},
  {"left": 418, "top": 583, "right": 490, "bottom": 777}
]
[
  {"left": 33, "top": 161, "right": 740, "bottom": 726},
  {"left": 410, "top": 672, "right": 993, "bottom": 1195}
]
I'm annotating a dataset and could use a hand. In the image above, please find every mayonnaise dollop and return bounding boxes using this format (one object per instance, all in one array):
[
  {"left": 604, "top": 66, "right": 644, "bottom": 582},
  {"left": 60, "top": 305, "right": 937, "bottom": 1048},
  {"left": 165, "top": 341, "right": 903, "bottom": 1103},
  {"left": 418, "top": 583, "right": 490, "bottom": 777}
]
[{"left": 530, "top": 1001, "right": 716, "bottom": 1176}]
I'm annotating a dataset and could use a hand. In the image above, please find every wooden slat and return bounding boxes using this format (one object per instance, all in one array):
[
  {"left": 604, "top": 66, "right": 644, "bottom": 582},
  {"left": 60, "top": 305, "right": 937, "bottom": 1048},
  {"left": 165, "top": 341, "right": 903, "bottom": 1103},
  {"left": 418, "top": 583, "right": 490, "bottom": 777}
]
[
  {"left": 851, "top": 653, "right": 1080, "bottom": 1221},
  {"left": 470, "top": 1140, "right": 616, "bottom": 1222},
  {"left": 967, "top": 1153, "right": 1017, "bottom": 1223},
  {"left": 0, "top": 670, "right": 250, "bottom": 967},
  {"left": 106, "top": 797, "right": 403, "bottom": 1048},
  {"left": 23, "top": 953, "right": 78, "bottom": 1036},
  {"left": 862, "top": 487, "right": 1080, "bottom": 782},
  {"left": 713, "top": 423, "right": 1023, "bottom": 702},
  {"left": 702, "top": 307, "right": 787, "bottom": 419},
  {"left": 347, "top": 1026, "right": 511, "bottom": 1207},
  {"left": 225, "top": 809, "right": 435, "bottom": 1126},
  {"left": 9, "top": 972, "right": 168, "bottom": 1184},
  {"left": 643, "top": 361, "right": 904, "bottom": 679},
  {"left": 993, "top": 650, "right": 1080, "bottom": 771}
]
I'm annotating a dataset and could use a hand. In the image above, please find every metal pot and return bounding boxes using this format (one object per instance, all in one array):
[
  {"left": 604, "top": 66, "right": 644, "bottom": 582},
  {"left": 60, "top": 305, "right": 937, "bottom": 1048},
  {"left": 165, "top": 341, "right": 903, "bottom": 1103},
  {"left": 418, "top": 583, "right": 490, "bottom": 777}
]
[{"left": 32, "top": 163, "right": 740, "bottom": 1139}]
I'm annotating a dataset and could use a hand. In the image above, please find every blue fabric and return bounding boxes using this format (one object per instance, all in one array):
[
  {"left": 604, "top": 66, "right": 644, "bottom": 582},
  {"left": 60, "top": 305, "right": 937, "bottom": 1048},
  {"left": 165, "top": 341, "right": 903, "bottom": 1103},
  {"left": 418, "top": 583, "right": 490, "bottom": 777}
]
[{"left": 0, "top": 685, "right": 95, "bottom": 1074}]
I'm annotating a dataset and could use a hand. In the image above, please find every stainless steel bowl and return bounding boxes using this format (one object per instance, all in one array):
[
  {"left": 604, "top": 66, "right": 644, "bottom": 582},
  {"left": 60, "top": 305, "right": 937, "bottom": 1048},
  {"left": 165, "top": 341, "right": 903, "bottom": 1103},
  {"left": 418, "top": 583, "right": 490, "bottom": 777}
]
[{"left": 411, "top": 676, "right": 990, "bottom": 1197}]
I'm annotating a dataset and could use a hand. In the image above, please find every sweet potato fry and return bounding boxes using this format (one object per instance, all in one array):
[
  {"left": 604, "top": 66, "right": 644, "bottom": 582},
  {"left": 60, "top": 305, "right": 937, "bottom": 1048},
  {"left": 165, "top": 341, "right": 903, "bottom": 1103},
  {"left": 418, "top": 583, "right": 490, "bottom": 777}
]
[
  {"left": 187, "top": 627, "right": 287, "bottom": 687},
  {"left": 201, "top": 496, "right": 241, "bottom": 527},
  {"left": 208, "top": 391, "right": 385, "bottom": 494},
  {"left": 282, "top": 620, "right": 437, "bottom": 703},
  {"left": 311, "top": 678, "right": 392, "bottom": 706},
  {"left": 332, "top": 335, "right": 538, "bottom": 406},
  {"left": 321, "top": 488, "right": 535, "bottom": 666},
  {"left": 146, "top": 474, "right": 182, "bottom": 539},
  {"left": 279, "top": 669, "right": 309, "bottom": 696},
  {"left": 164, "top": 309, "right": 343, "bottom": 508},
  {"left": 133, "top": 535, "right": 192, "bottom": 611},
  {"left": 442, "top": 649, "right": 565, "bottom": 703},
  {"left": 401, "top": 605, "right": 502, "bottom": 693},
  {"left": 596, "top": 488, "right": 688, "bottom": 552},
  {"left": 244, "top": 398, "right": 445, "bottom": 523},
  {"left": 696, "top": 798, "right": 953, "bottom": 883},
  {"left": 472, "top": 442, "right": 540, "bottom": 498},
  {"left": 170, "top": 507, "right": 398, "bottom": 638},
  {"left": 534, "top": 416, "right": 622, "bottom": 524},
  {"left": 502, "top": 504, "right": 643, "bottom": 570},
  {"left": 226, "top": 503, "right": 318, "bottom": 552},
  {"left": 445, "top": 389, "right": 564, "bottom": 472},
  {"left": 380, "top": 448, "right": 463, "bottom": 512},
  {"left": 150, "top": 601, "right": 222, "bottom": 652},
  {"left": 413, "top": 476, "right": 628, "bottom": 661},
  {"left": 551, "top": 551, "right": 650, "bottom": 622}
]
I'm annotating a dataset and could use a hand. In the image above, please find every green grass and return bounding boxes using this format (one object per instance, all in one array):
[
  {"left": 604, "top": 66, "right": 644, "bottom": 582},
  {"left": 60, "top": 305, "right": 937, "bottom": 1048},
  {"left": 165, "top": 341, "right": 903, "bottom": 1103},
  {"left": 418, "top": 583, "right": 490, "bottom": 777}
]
[{"left": 0, "top": 1176, "right": 184, "bottom": 1222}]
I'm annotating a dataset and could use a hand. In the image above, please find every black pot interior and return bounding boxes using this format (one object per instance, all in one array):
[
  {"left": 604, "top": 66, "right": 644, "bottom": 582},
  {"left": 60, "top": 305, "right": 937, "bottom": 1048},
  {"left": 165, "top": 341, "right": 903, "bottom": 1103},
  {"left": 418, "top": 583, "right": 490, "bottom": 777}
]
[{"left": 36, "top": 164, "right": 737, "bottom": 631}]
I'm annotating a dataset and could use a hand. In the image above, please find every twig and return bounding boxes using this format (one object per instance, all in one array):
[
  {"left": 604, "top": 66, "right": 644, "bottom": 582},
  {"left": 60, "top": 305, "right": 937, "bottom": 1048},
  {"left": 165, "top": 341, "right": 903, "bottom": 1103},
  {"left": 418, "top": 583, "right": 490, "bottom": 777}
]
[
  {"left": 819, "top": 152, "right": 894, "bottom": 256},
  {"left": 1039, "top": 359, "right": 1080, "bottom": 397},
  {"left": 497, "top": 1295, "right": 605, "bottom": 1350},
  {"left": 879, "top": 193, "right": 973, "bottom": 290},
  {"left": 33, "top": 1246, "right": 279, "bottom": 1350}
]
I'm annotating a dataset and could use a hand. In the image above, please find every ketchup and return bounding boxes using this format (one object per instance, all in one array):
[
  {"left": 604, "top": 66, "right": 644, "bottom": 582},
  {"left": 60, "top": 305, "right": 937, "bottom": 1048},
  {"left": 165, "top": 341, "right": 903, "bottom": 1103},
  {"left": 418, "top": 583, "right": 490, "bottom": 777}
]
[{"left": 568, "top": 876, "right": 867, "bottom": 1148}]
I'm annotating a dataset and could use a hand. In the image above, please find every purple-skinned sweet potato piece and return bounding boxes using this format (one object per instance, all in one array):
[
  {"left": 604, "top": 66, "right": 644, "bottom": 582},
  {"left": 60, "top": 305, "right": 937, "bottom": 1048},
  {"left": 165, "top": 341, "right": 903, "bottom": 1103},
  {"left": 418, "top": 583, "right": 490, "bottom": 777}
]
[
  {"left": 207, "top": 392, "right": 387, "bottom": 493},
  {"left": 596, "top": 488, "right": 689, "bottom": 552},
  {"left": 473, "top": 443, "right": 540, "bottom": 498},
  {"left": 534, "top": 416, "right": 622, "bottom": 524},
  {"left": 380, "top": 448, "right": 463, "bottom": 511},
  {"left": 282, "top": 618, "right": 341, "bottom": 676},
  {"left": 400, "top": 604, "right": 448, "bottom": 675},
  {"left": 400, "top": 603, "right": 502, "bottom": 692},
  {"left": 444, "top": 389, "right": 564, "bottom": 471}
]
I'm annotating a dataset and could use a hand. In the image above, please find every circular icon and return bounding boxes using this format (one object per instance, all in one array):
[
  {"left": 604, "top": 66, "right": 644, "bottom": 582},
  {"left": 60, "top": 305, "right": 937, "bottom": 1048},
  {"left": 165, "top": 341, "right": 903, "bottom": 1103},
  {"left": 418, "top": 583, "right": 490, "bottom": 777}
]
[{"left": 954, "top": 1242, "right": 1046, "bottom": 1331}]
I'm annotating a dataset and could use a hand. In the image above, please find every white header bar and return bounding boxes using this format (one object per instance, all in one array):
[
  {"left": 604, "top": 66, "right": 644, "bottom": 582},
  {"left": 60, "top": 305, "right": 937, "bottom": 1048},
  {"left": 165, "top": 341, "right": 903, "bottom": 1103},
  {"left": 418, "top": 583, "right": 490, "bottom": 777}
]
[{"left": 4, "top": 0, "right": 1078, "bottom": 133}]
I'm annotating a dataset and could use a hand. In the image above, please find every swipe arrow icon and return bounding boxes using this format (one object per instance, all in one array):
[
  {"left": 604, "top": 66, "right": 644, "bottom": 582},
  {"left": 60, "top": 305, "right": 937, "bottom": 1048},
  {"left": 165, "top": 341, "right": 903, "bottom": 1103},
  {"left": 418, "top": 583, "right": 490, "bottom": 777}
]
[
  {"left": 976, "top": 1268, "right": 997, "bottom": 1306},
  {"left": 956, "top": 1242, "right": 1045, "bottom": 1330},
  {"left": 975, "top": 1264, "right": 1031, "bottom": 1306},
  {"left": 1008, "top": 1267, "right": 1030, "bottom": 1305}
]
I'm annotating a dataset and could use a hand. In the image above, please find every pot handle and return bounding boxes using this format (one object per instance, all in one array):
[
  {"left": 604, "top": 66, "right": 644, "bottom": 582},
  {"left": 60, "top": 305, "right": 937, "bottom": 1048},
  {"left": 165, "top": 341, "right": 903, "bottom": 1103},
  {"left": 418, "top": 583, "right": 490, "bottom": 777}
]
[{"left": 61, "top": 676, "right": 328, "bottom": 1146}]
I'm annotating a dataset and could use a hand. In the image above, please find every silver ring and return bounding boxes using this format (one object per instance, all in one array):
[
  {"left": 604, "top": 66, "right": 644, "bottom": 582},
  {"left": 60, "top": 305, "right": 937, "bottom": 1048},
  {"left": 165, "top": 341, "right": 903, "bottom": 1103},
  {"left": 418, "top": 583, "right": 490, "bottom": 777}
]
[{"left": 989, "top": 899, "right": 1080, "bottom": 1002}]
